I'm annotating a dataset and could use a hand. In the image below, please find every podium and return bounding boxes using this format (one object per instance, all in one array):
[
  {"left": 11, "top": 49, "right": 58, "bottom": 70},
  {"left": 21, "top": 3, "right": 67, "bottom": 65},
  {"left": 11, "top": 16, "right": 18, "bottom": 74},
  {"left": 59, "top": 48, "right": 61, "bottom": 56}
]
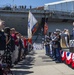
[{"left": 69, "top": 40, "right": 74, "bottom": 53}]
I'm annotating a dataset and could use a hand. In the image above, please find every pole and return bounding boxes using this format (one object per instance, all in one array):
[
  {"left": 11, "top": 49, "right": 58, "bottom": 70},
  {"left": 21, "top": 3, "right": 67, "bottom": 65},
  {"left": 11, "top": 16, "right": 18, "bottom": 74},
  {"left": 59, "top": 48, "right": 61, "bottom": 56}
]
[
  {"left": 43, "top": 10, "right": 46, "bottom": 35},
  {"left": 12, "top": 0, "right": 14, "bottom": 6},
  {"left": 45, "top": 10, "right": 46, "bottom": 22},
  {"left": 12, "top": 0, "right": 14, "bottom": 10}
]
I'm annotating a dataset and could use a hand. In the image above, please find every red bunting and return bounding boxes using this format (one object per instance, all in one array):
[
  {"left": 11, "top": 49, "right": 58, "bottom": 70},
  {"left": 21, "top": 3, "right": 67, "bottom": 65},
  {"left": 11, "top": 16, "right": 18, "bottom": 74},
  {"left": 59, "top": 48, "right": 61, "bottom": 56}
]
[
  {"left": 60, "top": 51, "right": 74, "bottom": 68},
  {"left": 61, "top": 51, "right": 66, "bottom": 61},
  {"left": 71, "top": 53, "right": 74, "bottom": 68},
  {"left": 65, "top": 52, "right": 72, "bottom": 65}
]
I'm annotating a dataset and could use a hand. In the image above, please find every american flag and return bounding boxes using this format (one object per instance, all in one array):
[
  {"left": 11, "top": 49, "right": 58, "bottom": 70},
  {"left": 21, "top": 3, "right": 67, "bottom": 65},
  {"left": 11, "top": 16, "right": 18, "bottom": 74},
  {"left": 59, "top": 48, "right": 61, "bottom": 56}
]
[
  {"left": 28, "top": 11, "right": 38, "bottom": 39},
  {"left": 44, "top": 22, "right": 48, "bottom": 35}
]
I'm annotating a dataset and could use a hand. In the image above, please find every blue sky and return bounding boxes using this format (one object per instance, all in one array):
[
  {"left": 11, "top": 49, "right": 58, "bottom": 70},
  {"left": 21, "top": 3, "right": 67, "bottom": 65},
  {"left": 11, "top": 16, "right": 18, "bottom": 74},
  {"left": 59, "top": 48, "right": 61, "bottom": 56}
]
[{"left": 0, "top": 0, "right": 62, "bottom": 7}]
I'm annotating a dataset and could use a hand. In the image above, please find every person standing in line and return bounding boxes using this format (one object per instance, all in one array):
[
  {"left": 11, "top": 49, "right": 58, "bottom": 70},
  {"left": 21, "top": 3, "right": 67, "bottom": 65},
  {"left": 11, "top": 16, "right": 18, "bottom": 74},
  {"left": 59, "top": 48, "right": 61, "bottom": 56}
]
[
  {"left": 11, "top": 28, "right": 19, "bottom": 64},
  {"left": 10, "top": 29, "right": 15, "bottom": 64},
  {"left": 17, "top": 33, "right": 23, "bottom": 61},
  {"left": 52, "top": 32, "right": 57, "bottom": 60},
  {"left": 72, "top": 28, "right": 74, "bottom": 39},
  {"left": 23, "top": 37, "right": 28, "bottom": 55},
  {"left": 21, "top": 36, "right": 25, "bottom": 59},
  {"left": 44, "top": 34, "right": 50, "bottom": 55},
  {"left": 3, "top": 27, "right": 13, "bottom": 67},
  {"left": 55, "top": 30, "right": 61, "bottom": 62},
  {"left": 0, "top": 19, "right": 6, "bottom": 65}
]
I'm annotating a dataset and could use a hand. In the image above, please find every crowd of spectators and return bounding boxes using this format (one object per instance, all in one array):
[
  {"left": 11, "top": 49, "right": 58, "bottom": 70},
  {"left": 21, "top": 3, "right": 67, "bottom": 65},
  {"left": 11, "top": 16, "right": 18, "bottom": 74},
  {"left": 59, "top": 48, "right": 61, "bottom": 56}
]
[
  {"left": 44, "top": 28, "right": 70, "bottom": 63},
  {"left": 0, "top": 19, "right": 32, "bottom": 69}
]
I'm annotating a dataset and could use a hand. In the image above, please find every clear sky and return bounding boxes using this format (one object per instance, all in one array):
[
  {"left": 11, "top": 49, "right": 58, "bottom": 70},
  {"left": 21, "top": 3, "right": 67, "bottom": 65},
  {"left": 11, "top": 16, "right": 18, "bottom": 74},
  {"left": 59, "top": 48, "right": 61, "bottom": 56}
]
[{"left": 0, "top": 0, "right": 62, "bottom": 8}]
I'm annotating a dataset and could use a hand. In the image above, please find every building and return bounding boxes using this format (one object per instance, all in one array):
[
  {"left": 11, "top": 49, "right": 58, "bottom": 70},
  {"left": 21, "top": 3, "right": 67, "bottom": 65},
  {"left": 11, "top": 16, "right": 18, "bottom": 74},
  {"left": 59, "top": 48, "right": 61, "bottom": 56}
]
[
  {"left": 44, "top": 0, "right": 74, "bottom": 12},
  {"left": 44, "top": 0, "right": 74, "bottom": 35}
]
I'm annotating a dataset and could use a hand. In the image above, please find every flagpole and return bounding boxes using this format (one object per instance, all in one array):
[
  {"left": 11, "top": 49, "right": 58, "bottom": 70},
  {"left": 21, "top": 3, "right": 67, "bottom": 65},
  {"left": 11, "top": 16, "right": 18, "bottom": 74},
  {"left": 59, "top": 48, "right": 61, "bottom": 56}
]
[
  {"left": 44, "top": 10, "right": 46, "bottom": 22},
  {"left": 44, "top": 10, "right": 46, "bottom": 35},
  {"left": 28, "top": 11, "right": 38, "bottom": 39}
]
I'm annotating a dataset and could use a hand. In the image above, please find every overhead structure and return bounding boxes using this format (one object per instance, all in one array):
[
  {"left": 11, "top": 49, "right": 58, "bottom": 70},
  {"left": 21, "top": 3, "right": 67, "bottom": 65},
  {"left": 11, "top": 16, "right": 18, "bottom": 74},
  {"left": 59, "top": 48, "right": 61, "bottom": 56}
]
[{"left": 44, "top": 0, "right": 74, "bottom": 12}]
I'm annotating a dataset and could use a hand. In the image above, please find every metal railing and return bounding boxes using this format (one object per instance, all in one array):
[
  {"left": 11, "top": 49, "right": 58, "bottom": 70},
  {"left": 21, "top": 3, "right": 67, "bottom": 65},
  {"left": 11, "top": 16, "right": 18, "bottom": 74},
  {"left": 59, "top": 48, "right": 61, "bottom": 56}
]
[{"left": 0, "top": 6, "right": 74, "bottom": 19}]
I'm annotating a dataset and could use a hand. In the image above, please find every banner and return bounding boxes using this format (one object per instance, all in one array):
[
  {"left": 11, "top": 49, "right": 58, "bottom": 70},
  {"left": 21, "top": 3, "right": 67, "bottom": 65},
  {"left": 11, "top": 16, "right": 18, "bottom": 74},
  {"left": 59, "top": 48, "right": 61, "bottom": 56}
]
[{"left": 28, "top": 11, "right": 38, "bottom": 39}]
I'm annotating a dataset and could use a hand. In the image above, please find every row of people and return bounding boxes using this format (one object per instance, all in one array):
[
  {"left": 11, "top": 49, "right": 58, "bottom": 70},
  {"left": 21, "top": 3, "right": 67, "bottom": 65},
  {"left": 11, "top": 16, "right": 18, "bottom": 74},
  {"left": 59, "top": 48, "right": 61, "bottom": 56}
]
[
  {"left": 44, "top": 29, "right": 70, "bottom": 62},
  {"left": 0, "top": 19, "right": 32, "bottom": 68}
]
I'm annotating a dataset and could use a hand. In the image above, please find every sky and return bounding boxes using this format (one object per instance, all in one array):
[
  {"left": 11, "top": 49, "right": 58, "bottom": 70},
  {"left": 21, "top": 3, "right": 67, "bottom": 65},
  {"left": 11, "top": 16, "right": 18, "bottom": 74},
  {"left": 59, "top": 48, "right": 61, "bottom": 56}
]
[{"left": 0, "top": 0, "right": 64, "bottom": 8}]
